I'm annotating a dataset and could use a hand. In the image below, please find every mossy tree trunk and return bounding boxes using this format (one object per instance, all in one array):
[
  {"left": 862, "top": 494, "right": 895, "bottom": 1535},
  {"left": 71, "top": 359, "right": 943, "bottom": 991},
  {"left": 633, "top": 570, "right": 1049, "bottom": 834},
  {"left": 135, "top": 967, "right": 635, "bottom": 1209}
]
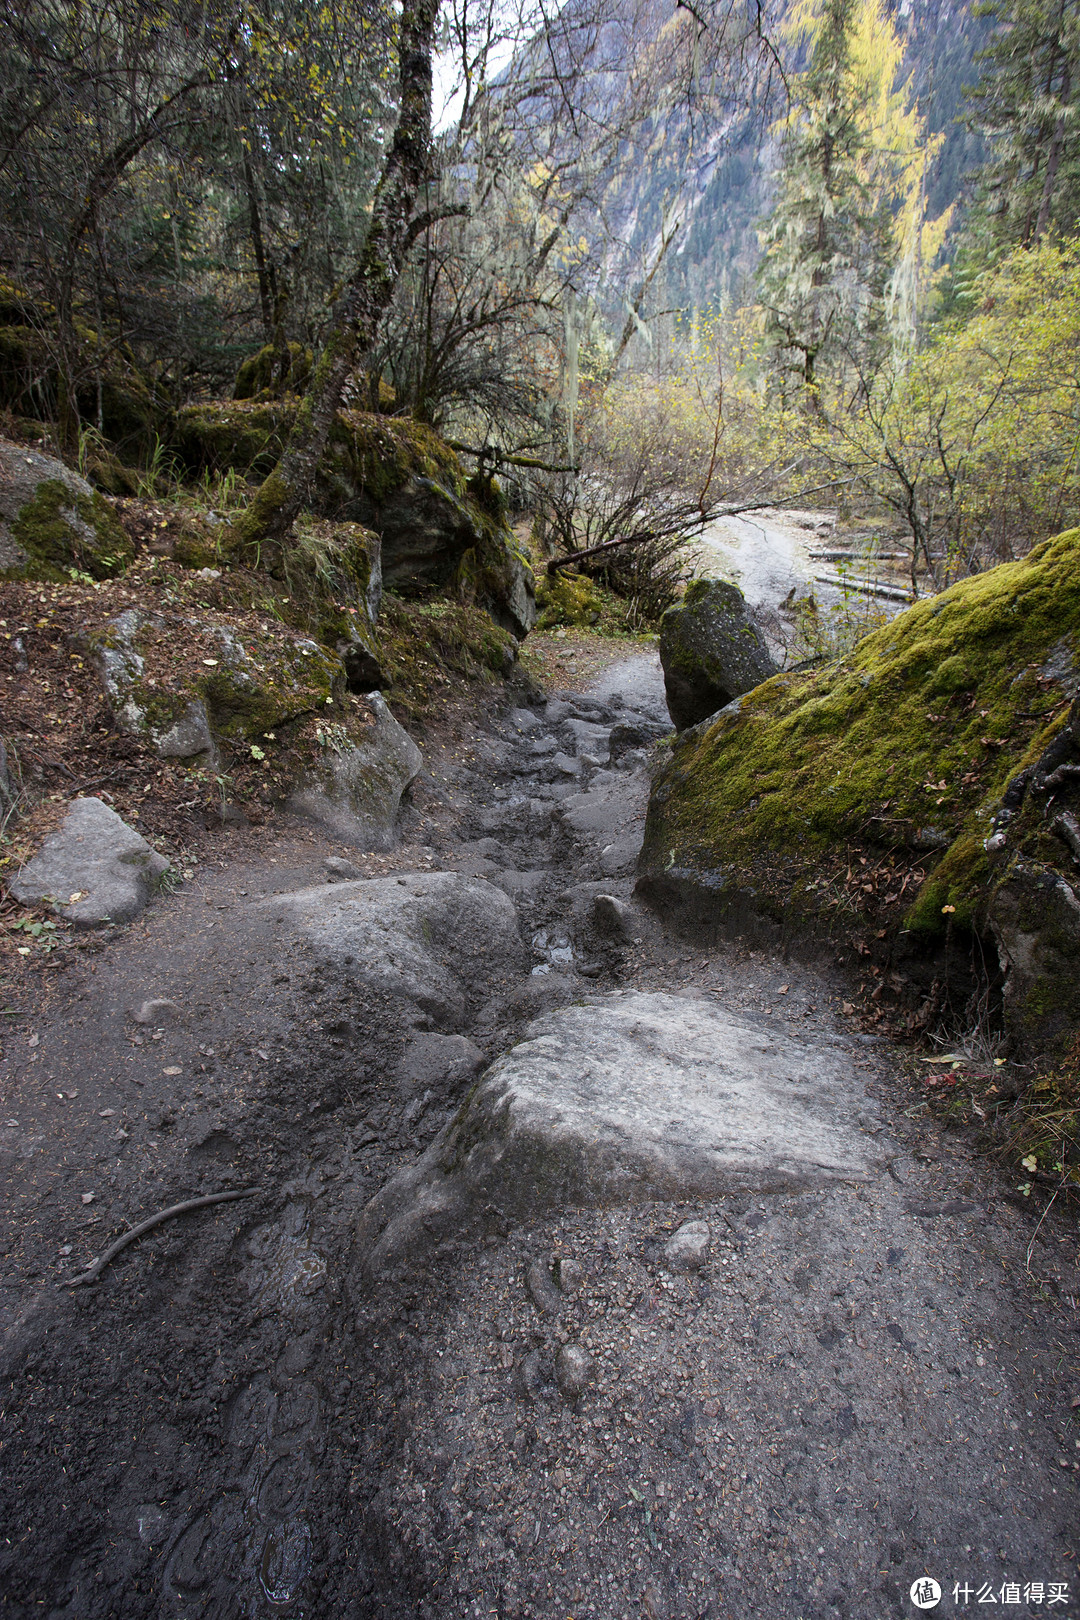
[{"left": 224, "top": 0, "right": 440, "bottom": 566}]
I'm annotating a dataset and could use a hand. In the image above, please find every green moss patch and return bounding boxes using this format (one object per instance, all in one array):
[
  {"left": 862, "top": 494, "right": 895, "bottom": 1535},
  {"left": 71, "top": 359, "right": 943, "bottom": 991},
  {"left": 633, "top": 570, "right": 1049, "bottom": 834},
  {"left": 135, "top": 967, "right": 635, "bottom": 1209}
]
[
  {"left": 234, "top": 342, "right": 313, "bottom": 401},
  {"left": 536, "top": 572, "right": 603, "bottom": 630},
  {"left": 376, "top": 595, "right": 518, "bottom": 725},
  {"left": 5, "top": 479, "right": 132, "bottom": 581},
  {"left": 173, "top": 400, "right": 466, "bottom": 510}
]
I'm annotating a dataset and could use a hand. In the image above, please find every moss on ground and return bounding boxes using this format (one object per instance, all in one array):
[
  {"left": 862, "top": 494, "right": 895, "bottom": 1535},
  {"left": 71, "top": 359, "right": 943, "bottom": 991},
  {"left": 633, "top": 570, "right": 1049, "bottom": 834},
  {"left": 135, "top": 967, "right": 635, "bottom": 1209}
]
[{"left": 642, "top": 528, "right": 1080, "bottom": 956}]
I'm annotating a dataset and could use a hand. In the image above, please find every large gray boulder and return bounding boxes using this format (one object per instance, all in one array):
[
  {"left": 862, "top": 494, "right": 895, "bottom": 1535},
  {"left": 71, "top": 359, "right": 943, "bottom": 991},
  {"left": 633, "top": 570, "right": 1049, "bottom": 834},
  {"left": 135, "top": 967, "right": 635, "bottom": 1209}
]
[
  {"left": 659, "top": 578, "right": 777, "bottom": 730},
  {"left": 285, "top": 692, "right": 422, "bottom": 848},
  {"left": 253, "top": 870, "right": 526, "bottom": 1027},
  {"left": 0, "top": 438, "right": 132, "bottom": 582},
  {"left": 356, "top": 990, "right": 887, "bottom": 1273},
  {"left": 7, "top": 796, "right": 171, "bottom": 927}
]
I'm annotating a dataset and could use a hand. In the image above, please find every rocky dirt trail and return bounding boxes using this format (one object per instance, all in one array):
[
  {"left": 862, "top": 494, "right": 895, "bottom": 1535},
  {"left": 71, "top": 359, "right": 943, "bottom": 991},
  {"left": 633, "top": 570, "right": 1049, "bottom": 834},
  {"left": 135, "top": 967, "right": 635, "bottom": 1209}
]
[{"left": 0, "top": 649, "right": 1078, "bottom": 1620}]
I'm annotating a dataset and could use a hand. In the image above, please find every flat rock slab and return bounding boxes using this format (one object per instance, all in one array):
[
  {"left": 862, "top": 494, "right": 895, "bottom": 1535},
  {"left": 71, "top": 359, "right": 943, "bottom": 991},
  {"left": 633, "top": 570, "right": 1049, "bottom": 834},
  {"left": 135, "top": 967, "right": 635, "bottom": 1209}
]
[
  {"left": 357, "top": 990, "right": 886, "bottom": 1273},
  {"left": 252, "top": 871, "right": 526, "bottom": 1028},
  {"left": 7, "top": 796, "right": 171, "bottom": 927}
]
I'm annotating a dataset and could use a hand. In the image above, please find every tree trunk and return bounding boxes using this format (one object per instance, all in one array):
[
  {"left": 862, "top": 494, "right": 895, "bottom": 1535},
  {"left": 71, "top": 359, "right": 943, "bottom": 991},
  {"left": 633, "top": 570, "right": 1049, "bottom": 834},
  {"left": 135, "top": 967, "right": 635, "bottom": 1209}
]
[
  {"left": 1034, "top": 65, "right": 1071, "bottom": 242},
  {"left": 224, "top": 0, "right": 440, "bottom": 565},
  {"left": 242, "top": 147, "right": 276, "bottom": 340},
  {"left": 54, "top": 67, "right": 209, "bottom": 453}
]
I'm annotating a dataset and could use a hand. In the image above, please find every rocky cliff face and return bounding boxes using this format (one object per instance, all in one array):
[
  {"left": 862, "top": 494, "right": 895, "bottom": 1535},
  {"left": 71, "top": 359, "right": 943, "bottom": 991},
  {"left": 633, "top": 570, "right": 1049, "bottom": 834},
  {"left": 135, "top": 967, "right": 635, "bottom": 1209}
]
[{"left": 638, "top": 527, "right": 1080, "bottom": 1054}]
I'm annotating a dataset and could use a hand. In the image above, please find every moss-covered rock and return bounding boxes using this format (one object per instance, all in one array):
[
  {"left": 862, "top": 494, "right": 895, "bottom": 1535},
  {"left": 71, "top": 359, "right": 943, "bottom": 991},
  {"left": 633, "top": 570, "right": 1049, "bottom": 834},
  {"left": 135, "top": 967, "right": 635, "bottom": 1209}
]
[
  {"left": 82, "top": 447, "right": 141, "bottom": 497},
  {"left": 173, "top": 401, "right": 535, "bottom": 636},
  {"left": 84, "top": 607, "right": 344, "bottom": 757},
  {"left": 173, "top": 399, "right": 291, "bottom": 479},
  {"left": 639, "top": 529, "right": 1080, "bottom": 1053},
  {"left": 285, "top": 691, "right": 423, "bottom": 848},
  {"left": 536, "top": 572, "right": 603, "bottom": 630},
  {"left": 233, "top": 341, "right": 312, "bottom": 401},
  {"left": 0, "top": 438, "right": 132, "bottom": 581}
]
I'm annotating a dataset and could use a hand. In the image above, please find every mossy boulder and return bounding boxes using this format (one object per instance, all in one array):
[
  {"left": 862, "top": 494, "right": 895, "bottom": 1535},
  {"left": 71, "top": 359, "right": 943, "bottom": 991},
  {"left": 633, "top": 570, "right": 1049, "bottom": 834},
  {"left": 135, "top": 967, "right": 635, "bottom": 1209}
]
[
  {"left": 536, "top": 572, "right": 603, "bottom": 630},
  {"left": 84, "top": 608, "right": 343, "bottom": 758},
  {"left": 285, "top": 692, "right": 423, "bottom": 848},
  {"left": 0, "top": 438, "right": 132, "bottom": 581},
  {"left": 638, "top": 529, "right": 1080, "bottom": 1054},
  {"left": 172, "top": 402, "right": 536, "bottom": 636},
  {"left": 233, "top": 341, "right": 312, "bottom": 401},
  {"left": 659, "top": 578, "right": 778, "bottom": 730},
  {"left": 173, "top": 399, "right": 291, "bottom": 479}
]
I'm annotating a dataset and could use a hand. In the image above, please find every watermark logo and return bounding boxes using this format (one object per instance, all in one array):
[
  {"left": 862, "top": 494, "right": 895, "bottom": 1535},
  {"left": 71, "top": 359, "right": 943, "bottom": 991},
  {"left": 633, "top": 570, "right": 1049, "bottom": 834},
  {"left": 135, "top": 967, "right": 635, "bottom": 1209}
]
[{"left": 911, "top": 1578, "right": 943, "bottom": 1610}]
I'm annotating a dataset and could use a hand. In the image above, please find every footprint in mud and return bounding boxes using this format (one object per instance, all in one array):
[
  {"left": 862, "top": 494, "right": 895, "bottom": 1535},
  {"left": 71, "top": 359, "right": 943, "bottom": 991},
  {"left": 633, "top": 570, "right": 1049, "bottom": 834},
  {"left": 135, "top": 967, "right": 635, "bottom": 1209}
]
[
  {"left": 245, "top": 1204, "right": 328, "bottom": 1313},
  {"left": 259, "top": 1517, "right": 313, "bottom": 1612}
]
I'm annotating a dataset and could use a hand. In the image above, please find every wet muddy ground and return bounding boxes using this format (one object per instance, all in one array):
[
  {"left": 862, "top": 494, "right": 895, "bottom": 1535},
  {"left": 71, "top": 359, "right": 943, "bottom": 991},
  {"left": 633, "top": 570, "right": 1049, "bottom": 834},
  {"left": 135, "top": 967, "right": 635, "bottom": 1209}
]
[{"left": 0, "top": 649, "right": 1078, "bottom": 1620}]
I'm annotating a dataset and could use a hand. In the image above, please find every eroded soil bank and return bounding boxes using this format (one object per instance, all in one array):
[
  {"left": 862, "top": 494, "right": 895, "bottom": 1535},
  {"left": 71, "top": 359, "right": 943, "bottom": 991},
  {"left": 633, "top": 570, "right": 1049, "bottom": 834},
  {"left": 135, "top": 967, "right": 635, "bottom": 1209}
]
[{"left": 0, "top": 649, "right": 1078, "bottom": 1620}]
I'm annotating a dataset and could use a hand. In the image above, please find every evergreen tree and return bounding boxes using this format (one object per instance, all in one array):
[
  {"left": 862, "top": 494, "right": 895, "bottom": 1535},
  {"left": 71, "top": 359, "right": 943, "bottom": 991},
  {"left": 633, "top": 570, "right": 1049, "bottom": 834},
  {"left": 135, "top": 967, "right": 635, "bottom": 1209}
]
[
  {"left": 756, "top": 0, "right": 886, "bottom": 394},
  {"left": 757, "top": 0, "right": 948, "bottom": 393},
  {"left": 963, "top": 0, "right": 1080, "bottom": 253}
]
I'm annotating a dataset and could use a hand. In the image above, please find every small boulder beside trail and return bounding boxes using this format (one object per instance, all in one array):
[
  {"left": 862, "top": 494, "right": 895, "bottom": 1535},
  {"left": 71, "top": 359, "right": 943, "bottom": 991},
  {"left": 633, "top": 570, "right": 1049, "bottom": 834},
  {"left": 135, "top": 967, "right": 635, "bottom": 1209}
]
[
  {"left": 659, "top": 578, "right": 777, "bottom": 730},
  {"left": 7, "top": 796, "right": 171, "bottom": 926}
]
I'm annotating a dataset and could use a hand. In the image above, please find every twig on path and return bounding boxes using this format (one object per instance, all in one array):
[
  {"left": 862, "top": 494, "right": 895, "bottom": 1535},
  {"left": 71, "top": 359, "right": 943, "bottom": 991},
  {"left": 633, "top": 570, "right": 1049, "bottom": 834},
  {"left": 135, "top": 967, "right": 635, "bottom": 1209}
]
[
  {"left": 1025, "top": 1189, "right": 1058, "bottom": 1276},
  {"left": 58, "top": 1189, "right": 258, "bottom": 1289}
]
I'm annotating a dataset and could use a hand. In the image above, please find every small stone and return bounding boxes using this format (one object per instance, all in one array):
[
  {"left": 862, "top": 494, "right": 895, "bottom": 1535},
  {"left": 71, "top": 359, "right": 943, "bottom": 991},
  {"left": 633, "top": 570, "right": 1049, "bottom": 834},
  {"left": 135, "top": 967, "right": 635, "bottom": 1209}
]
[
  {"left": 508, "top": 707, "right": 541, "bottom": 732},
  {"left": 80, "top": 1192, "right": 94, "bottom": 1205},
  {"left": 526, "top": 1257, "right": 561, "bottom": 1313},
  {"left": 641, "top": 1579, "right": 668, "bottom": 1620},
  {"left": 664, "top": 1219, "right": 711, "bottom": 1270},
  {"left": 58, "top": 1245, "right": 72, "bottom": 1256},
  {"left": 556, "top": 1343, "right": 592, "bottom": 1399},
  {"left": 516, "top": 1348, "right": 544, "bottom": 1402},
  {"left": 324, "top": 856, "right": 362, "bottom": 881},
  {"left": 552, "top": 752, "right": 581, "bottom": 776},
  {"left": 556, "top": 1256, "right": 584, "bottom": 1295},
  {"left": 591, "top": 893, "right": 633, "bottom": 938},
  {"left": 98, "top": 1109, "right": 116, "bottom": 1118},
  {"left": 133, "top": 998, "right": 180, "bottom": 1025}
]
